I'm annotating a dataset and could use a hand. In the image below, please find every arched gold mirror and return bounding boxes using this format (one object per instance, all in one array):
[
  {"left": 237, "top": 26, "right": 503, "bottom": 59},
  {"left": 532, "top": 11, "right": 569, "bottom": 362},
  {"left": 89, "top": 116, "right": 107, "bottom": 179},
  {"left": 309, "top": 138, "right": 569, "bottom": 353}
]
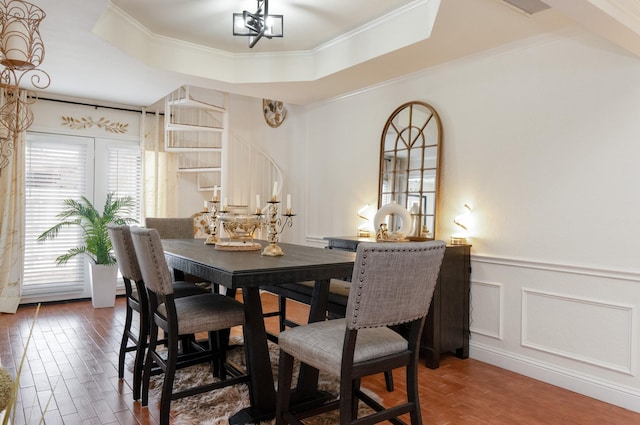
[{"left": 378, "top": 101, "right": 442, "bottom": 240}]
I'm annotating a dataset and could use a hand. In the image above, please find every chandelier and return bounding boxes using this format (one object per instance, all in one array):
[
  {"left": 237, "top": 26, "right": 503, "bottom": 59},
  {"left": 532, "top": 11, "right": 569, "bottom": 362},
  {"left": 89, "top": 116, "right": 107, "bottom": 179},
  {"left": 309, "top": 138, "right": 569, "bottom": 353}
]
[
  {"left": 0, "top": 0, "right": 50, "bottom": 174},
  {"left": 233, "top": 0, "right": 283, "bottom": 48}
]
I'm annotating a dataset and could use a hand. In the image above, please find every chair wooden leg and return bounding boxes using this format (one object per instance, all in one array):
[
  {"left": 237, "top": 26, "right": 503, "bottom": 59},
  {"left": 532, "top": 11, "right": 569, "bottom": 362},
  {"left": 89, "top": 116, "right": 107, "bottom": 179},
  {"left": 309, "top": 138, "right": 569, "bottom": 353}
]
[
  {"left": 118, "top": 303, "right": 133, "bottom": 379},
  {"left": 132, "top": 309, "right": 148, "bottom": 401},
  {"left": 141, "top": 322, "right": 159, "bottom": 407},
  {"left": 351, "top": 378, "right": 361, "bottom": 421},
  {"left": 340, "top": 373, "right": 354, "bottom": 425},
  {"left": 384, "top": 370, "right": 394, "bottom": 392},
  {"left": 407, "top": 360, "right": 423, "bottom": 425},
  {"left": 210, "top": 329, "right": 230, "bottom": 379},
  {"left": 179, "top": 334, "right": 195, "bottom": 353},
  {"left": 278, "top": 296, "right": 287, "bottom": 332},
  {"left": 276, "top": 350, "right": 294, "bottom": 425},
  {"left": 160, "top": 332, "right": 179, "bottom": 425}
]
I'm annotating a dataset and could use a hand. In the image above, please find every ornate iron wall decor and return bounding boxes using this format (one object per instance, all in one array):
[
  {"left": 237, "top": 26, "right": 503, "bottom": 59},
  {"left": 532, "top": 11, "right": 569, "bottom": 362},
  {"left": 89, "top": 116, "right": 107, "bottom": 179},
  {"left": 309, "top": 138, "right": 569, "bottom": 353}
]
[{"left": 0, "top": 0, "right": 50, "bottom": 174}]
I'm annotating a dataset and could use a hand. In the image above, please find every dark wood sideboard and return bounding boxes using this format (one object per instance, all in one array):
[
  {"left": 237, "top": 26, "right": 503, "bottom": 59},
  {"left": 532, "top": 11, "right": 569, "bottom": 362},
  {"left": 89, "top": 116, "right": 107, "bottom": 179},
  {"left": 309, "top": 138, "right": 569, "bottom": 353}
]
[{"left": 324, "top": 236, "right": 471, "bottom": 369}]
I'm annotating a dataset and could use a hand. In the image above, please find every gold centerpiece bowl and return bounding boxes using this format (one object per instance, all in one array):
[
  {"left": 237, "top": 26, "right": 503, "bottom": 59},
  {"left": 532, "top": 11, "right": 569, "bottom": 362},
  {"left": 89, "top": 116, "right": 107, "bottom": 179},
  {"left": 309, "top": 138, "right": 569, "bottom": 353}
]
[{"left": 218, "top": 214, "right": 262, "bottom": 240}]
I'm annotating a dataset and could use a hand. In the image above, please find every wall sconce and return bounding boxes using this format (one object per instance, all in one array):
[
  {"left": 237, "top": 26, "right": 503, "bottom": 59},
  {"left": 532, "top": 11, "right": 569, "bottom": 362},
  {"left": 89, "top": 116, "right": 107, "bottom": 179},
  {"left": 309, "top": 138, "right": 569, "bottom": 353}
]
[
  {"left": 0, "top": 0, "right": 50, "bottom": 174},
  {"left": 451, "top": 203, "right": 472, "bottom": 245},
  {"left": 233, "top": 0, "right": 283, "bottom": 48}
]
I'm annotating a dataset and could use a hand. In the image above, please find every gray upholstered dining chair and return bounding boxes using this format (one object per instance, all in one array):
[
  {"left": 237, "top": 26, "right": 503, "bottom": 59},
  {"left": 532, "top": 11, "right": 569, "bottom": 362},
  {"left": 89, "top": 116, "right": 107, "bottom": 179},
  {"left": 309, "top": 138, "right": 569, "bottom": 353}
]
[
  {"left": 144, "top": 217, "right": 194, "bottom": 239},
  {"left": 108, "top": 224, "right": 209, "bottom": 401},
  {"left": 130, "top": 227, "right": 250, "bottom": 425},
  {"left": 276, "top": 240, "right": 446, "bottom": 425},
  {"left": 145, "top": 216, "right": 220, "bottom": 291}
]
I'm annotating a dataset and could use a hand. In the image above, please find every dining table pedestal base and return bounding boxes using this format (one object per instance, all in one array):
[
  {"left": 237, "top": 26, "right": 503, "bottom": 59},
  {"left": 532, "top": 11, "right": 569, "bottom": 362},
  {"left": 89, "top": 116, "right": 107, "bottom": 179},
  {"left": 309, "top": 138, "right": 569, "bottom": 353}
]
[
  {"left": 229, "top": 406, "right": 273, "bottom": 425},
  {"left": 229, "top": 390, "right": 335, "bottom": 425}
]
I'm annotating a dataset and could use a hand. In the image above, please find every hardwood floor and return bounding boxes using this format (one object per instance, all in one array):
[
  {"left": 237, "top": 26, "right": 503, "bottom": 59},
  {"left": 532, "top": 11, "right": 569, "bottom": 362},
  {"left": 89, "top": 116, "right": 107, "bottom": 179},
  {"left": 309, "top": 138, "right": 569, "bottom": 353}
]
[{"left": 1, "top": 294, "right": 638, "bottom": 424}]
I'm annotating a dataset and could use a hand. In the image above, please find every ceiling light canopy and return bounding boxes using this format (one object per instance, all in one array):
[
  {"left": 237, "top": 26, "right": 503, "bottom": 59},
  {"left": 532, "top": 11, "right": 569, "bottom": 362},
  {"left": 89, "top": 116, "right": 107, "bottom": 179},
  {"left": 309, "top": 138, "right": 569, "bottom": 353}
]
[{"left": 233, "top": 0, "right": 283, "bottom": 48}]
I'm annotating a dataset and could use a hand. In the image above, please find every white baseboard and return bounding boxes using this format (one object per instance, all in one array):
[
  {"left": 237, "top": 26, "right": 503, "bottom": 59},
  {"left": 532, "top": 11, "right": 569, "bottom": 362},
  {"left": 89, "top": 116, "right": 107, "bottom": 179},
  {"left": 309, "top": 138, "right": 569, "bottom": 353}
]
[{"left": 470, "top": 341, "right": 640, "bottom": 414}]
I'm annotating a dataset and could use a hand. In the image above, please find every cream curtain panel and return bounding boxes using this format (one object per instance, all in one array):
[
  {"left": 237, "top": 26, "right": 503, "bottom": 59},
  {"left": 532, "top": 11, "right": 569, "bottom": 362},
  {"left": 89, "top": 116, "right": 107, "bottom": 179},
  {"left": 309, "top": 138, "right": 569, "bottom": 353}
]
[
  {"left": 142, "top": 110, "right": 178, "bottom": 219},
  {"left": 0, "top": 90, "right": 26, "bottom": 313}
]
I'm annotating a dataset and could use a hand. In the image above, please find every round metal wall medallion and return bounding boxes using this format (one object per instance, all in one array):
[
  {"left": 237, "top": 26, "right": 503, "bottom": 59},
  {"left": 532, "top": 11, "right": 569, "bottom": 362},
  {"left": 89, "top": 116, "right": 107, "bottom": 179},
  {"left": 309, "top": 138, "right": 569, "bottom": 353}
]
[{"left": 263, "top": 99, "right": 287, "bottom": 128}]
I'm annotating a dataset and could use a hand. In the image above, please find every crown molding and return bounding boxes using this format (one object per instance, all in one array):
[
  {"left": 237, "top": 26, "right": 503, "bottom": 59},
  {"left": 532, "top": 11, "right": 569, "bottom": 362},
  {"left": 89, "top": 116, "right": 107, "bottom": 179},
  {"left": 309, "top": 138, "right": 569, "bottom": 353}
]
[{"left": 92, "top": 0, "right": 440, "bottom": 85}]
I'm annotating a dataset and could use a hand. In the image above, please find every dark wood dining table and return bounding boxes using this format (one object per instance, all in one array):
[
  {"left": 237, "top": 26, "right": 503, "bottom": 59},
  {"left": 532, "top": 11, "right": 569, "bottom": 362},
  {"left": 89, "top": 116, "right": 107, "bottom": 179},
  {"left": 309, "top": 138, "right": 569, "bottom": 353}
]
[{"left": 161, "top": 238, "right": 356, "bottom": 424}]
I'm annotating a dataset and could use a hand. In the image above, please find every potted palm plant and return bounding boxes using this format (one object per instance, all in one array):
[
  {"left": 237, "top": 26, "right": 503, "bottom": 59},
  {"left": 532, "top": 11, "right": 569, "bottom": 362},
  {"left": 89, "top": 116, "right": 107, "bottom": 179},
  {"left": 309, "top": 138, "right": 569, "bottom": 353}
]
[{"left": 37, "top": 193, "right": 137, "bottom": 308}]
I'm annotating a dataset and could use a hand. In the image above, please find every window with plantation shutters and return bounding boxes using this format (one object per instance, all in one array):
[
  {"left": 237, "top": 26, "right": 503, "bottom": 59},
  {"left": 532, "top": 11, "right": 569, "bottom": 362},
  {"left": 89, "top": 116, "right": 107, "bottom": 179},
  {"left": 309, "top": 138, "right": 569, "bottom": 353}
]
[
  {"left": 23, "top": 133, "right": 142, "bottom": 300},
  {"left": 24, "top": 133, "right": 93, "bottom": 295},
  {"left": 106, "top": 142, "right": 143, "bottom": 220}
]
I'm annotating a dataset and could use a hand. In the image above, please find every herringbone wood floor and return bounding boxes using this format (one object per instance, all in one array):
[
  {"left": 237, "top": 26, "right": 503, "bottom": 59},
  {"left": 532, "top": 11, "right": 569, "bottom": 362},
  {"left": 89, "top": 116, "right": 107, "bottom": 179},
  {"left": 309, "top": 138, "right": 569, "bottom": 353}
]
[{"left": 1, "top": 294, "right": 639, "bottom": 424}]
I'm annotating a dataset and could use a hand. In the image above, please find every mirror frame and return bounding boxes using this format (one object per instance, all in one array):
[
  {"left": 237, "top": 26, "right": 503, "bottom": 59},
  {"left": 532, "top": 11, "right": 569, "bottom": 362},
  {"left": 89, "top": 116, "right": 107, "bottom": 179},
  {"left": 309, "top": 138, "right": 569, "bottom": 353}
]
[{"left": 378, "top": 101, "right": 442, "bottom": 240}]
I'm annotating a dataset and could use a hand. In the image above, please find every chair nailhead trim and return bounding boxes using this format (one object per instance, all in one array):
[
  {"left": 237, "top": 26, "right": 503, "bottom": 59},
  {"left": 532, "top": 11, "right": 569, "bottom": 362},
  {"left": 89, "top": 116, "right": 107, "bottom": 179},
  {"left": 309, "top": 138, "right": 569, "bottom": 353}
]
[{"left": 350, "top": 243, "right": 445, "bottom": 327}]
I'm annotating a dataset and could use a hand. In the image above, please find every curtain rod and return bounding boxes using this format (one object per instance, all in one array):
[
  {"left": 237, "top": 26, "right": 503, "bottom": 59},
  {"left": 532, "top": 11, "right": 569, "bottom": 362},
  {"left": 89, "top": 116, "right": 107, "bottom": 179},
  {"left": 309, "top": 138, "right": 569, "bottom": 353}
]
[{"left": 37, "top": 96, "right": 163, "bottom": 115}]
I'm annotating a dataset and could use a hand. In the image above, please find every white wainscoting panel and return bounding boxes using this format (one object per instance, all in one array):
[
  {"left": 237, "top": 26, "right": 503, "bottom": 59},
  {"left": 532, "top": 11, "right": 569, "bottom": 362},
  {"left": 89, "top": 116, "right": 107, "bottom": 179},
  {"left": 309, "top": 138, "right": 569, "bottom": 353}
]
[
  {"left": 522, "top": 289, "right": 636, "bottom": 375},
  {"left": 470, "top": 280, "right": 503, "bottom": 340}
]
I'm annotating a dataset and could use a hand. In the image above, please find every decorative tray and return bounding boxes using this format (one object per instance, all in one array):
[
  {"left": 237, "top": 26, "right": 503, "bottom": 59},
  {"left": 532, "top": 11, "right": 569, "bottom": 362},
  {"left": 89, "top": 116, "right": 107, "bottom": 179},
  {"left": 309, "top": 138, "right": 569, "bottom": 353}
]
[{"left": 214, "top": 240, "right": 262, "bottom": 251}]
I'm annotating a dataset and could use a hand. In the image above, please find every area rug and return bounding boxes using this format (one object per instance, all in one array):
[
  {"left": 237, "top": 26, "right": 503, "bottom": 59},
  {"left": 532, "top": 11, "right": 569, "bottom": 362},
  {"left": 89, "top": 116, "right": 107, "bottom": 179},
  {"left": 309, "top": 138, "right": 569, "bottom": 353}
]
[{"left": 144, "top": 337, "right": 379, "bottom": 425}]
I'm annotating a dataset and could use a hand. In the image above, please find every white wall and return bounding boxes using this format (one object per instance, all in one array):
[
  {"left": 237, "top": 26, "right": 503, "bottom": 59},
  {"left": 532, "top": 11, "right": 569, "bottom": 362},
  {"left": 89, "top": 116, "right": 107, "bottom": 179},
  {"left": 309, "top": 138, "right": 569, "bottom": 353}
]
[
  {"left": 223, "top": 94, "right": 308, "bottom": 245},
  {"left": 299, "top": 28, "right": 640, "bottom": 411}
]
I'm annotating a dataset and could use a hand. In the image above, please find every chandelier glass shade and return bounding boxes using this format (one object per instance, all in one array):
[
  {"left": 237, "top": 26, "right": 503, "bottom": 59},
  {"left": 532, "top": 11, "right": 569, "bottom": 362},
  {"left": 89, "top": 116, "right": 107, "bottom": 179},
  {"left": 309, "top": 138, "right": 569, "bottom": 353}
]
[
  {"left": 0, "top": 0, "right": 49, "bottom": 173},
  {"left": 233, "top": 0, "right": 283, "bottom": 48}
]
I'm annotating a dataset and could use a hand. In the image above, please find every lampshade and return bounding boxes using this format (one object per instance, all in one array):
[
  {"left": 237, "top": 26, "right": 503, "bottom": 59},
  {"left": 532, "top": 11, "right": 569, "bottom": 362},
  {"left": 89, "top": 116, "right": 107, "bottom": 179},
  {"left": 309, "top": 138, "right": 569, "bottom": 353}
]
[{"left": 451, "top": 203, "right": 472, "bottom": 245}]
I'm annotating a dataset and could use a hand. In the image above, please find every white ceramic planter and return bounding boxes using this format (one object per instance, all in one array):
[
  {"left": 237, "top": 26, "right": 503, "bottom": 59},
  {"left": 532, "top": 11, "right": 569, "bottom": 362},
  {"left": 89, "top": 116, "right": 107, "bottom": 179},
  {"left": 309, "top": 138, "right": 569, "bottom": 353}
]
[{"left": 89, "top": 263, "right": 117, "bottom": 308}]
